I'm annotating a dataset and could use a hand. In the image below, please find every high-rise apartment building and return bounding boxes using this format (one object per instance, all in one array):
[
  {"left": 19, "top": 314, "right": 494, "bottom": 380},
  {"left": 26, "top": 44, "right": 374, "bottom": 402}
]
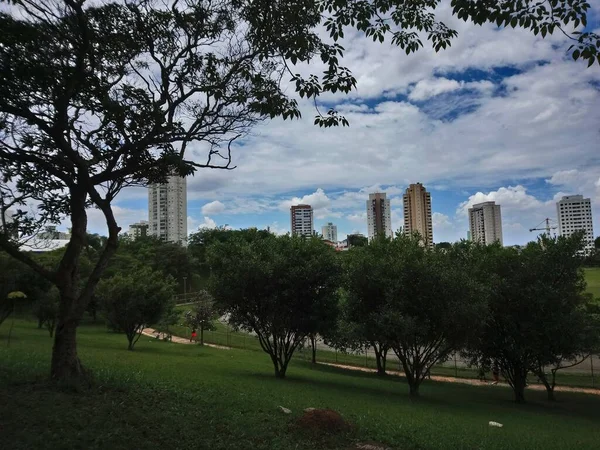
[
  {"left": 556, "top": 195, "right": 594, "bottom": 254},
  {"left": 321, "top": 222, "right": 338, "bottom": 242},
  {"left": 128, "top": 220, "right": 149, "bottom": 240},
  {"left": 366, "top": 193, "right": 393, "bottom": 240},
  {"left": 290, "top": 204, "right": 314, "bottom": 236},
  {"left": 403, "top": 183, "right": 433, "bottom": 246},
  {"left": 148, "top": 176, "right": 187, "bottom": 245},
  {"left": 468, "top": 201, "right": 503, "bottom": 246}
]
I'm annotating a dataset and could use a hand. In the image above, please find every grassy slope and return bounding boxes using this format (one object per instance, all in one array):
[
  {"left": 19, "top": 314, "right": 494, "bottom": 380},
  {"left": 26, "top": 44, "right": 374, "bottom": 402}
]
[
  {"left": 584, "top": 267, "right": 600, "bottom": 298},
  {"left": 1, "top": 321, "right": 600, "bottom": 450}
]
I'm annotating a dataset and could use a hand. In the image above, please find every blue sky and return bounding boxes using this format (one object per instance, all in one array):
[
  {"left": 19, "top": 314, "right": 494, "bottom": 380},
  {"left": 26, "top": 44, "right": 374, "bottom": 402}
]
[{"left": 87, "top": 3, "right": 600, "bottom": 246}]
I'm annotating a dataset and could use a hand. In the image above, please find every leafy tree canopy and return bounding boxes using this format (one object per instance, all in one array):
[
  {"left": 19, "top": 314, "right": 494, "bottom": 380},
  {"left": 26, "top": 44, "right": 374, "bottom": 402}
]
[{"left": 208, "top": 234, "right": 341, "bottom": 377}]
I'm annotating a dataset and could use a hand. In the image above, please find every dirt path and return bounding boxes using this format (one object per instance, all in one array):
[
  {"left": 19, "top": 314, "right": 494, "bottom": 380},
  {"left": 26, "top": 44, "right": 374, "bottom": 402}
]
[
  {"left": 320, "top": 362, "right": 600, "bottom": 396},
  {"left": 141, "top": 328, "right": 230, "bottom": 349},
  {"left": 141, "top": 328, "right": 599, "bottom": 396}
]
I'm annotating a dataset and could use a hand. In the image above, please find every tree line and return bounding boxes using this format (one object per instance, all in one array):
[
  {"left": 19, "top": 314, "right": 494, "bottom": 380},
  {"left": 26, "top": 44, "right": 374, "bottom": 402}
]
[{"left": 2, "top": 229, "right": 599, "bottom": 402}]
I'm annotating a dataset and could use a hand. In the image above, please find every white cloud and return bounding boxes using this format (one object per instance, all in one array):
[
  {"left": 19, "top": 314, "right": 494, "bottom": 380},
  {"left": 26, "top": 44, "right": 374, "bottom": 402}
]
[
  {"left": 197, "top": 216, "right": 217, "bottom": 229},
  {"left": 457, "top": 185, "right": 546, "bottom": 216},
  {"left": 201, "top": 200, "right": 225, "bottom": 215},
  {"left": 347, "top": 212, "right": 367, "bottom": 223},
  {"left": 432, "top": 212, "right": 452, "bottom": 228},
  {"left": 279, "top": 188, "right": 331, "bottom": 211},
  {"left": 546, "top": 169, "right": 580, "bottom": 187},
  {"left": 408, "top": 77, "right": 462, "bottom": 101},
  {"left": 266, "top": 221, "right": 289, "bottom": 236}
]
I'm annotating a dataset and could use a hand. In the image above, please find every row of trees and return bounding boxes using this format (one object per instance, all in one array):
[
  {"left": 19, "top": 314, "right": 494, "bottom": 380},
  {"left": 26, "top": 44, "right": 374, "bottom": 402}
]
[{"left": 206, "top": 231, "right": 600, "bottom": 403}]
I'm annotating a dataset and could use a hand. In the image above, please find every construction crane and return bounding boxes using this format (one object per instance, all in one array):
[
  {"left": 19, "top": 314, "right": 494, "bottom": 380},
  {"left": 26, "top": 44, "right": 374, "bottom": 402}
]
[{"left": 529, "top": 218, "right": 558, "bottom": 236}]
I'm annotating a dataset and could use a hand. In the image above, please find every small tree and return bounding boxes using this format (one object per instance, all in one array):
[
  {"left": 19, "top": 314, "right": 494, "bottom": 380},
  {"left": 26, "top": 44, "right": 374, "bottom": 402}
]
[
  {"left": 184, "top": 291, "right": 218, "bottom": 345},
  {"left": 379, "top": 236, "right": 486, "bottom": 397},
  {"left": 208, "top": 235, "right": 341, "bottom": 378},
  {"left": 344, "top": 240, "right": 397, "bottom": 376},
  {"left": 464, "top": 234, "right": 591, "bottom": 403},
  {"left": 97, "top": 268, "right": 175, "bottom": 350},
  {"left": 33, "top": 288, "right": 60, "bottom": 337}
]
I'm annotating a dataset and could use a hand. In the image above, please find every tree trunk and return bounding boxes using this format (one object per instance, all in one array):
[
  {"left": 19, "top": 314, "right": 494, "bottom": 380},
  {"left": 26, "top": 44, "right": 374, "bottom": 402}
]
[
  {"left": 512, "top": 374, "right": 527, "bottom": 403},
  {"left": 536, "top": 369, "right": 555, "bottom": 401},
  {"left": 49, "top": 187, "right": 120, "bottom": 381},
  {"left": 127, "top": 337, "right": 134, "bottom": 351},
  {"left": 374, "top": 345, "right": 388, "bottom": 376},
  {"left": 50, "top": 318, "right": 85, "bottom": 380},
  {"left": 37, "top": 317, "right": 43, "bottom": 329},
  {"left": 200, "top": 327, "right": 204, "bottom": 346},
  {"left": 409, "top": 381, "right": 420, "bottom": 397},
  {"left": 310, "top": 335, "right": 316, "bottom": 364}
]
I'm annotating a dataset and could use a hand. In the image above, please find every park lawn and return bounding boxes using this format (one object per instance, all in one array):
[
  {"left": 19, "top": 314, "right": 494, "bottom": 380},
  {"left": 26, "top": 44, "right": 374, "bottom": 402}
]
[
  {"left": 584, "top": 267, "right": 600, "bottom": 298},
  {"left": 2, "top": 321, "right": 600, "bottom": 450}
]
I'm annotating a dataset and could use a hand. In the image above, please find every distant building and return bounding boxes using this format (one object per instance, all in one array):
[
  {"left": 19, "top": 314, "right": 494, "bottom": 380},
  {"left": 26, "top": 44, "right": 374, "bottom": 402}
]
[
  {"left": 148, "top": 176, "right": 187, "bottom": 245},
  {"left": 556, "top": 195, "right": 594, "bottom": 254},
  {"left": 38, "top": 225, "right": 71, "bottom": 240},
  {"left": 128, "top": 221, "right": 149, "bottom": 240},
  {"left": 468, "top": 201, "right": 503, "bottom": 246},
  {"left": 366, "top": 193, "right": 393, "bottom": 240},
  {"left": 321, "top": 222, "right": 338, "bottom": 242},
  {"left": 290, "top": 204, "right": 314, "bottom": 237},
  {"left": 403, "top": 183, "right": 433, "bottom": 246},
  {"left": 467, "top": 230, "right": 472, "bottom": 241},
  {"left": 1, "top": 209, "right": 18, "bottom": 240}
]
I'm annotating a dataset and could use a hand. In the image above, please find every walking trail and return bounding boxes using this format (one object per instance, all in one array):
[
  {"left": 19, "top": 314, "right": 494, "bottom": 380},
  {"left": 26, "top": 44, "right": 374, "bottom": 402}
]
[{"left": 141, "top": 327, "right": 599, "bottom": 396}]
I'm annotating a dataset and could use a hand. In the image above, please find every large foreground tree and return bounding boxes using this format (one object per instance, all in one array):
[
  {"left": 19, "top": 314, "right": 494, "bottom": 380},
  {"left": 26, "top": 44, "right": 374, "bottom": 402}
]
[
  {"left": 208, "top": 235, "right": 341, "bottom": 378},
  {"left": 0, "top": 1, "right": 597, "bottom": 382}
]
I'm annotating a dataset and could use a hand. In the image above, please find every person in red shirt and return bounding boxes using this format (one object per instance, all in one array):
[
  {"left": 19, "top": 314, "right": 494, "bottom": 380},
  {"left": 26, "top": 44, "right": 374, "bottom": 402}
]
[{"left": 190, "top": 330, "right": 197, "bottom": 343}]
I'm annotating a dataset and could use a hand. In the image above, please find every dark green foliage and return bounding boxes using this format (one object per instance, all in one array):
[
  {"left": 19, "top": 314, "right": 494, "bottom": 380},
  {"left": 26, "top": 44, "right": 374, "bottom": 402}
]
[
  {"left": 187, "top": 227, "right": 272, "bottom": 276},
  {"left": 345, "top": 234, "right": 368, "bottom": 247},
  {"left": 208, "top": 234, "right": 341, "bottom": 377},
  {"left": 463, "top": 233, "right": 598, "bottom": 403},
  {"left": 33, "top": 288, "right": 59, "bottom": 337},
  {"left": 379, "top": 236, "right": 486, "bottom": 396},
  {"left": 106, "top": 236, "right": 194, "bottom": 293},
  {"left": 97, "top": 268, "right": 176, "bottom": 350}
]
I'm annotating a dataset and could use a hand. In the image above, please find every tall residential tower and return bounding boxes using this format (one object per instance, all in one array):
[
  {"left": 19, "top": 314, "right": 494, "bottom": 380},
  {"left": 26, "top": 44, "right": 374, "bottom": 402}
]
[
  {"left": 148, "top": 176, "right": 187, "bottom": 245},
  {"left": 556, "top": 195, "right": 594, "bottom": 254},
  {"left": 366, "top": 193, "right": 393, "bottom": 240},
  {"left": 403, "top": 183, "right": 433, "bottom": 246},
  {"left": 468, "top": 201, "right": 503, "bottom": 246},
  {"left": 290, "top": 204, "right": 314, "bottom": 236},
  {"left": 321, "top": 222, "right": 338, "bottom": 242}
]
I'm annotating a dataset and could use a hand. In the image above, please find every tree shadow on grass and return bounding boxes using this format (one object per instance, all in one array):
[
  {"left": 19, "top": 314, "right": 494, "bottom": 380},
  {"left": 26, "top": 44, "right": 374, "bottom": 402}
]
[{"left": 247, "top": 364, "right": 600, "bottom": 422}]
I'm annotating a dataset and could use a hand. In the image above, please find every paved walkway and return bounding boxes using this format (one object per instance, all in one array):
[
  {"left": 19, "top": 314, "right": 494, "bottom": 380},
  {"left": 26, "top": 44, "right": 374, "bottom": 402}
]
[{"left": 140, "top": 328, "right": 599, "bottom": 396}]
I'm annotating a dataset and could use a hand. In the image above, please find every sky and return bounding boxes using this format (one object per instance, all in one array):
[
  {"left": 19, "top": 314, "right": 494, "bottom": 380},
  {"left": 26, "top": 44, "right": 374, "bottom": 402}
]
[{"left": 86, "top": 2, "right": 600, "bottom": 246}]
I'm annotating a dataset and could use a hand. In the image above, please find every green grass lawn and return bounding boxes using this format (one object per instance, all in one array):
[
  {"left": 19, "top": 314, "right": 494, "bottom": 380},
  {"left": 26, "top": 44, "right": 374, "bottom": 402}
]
[
  {"left": 584, "top": 267, "right": 600, "bottom": 298},
  {"left": 2, "top": 320, "right": 600, "bottom": 450}
]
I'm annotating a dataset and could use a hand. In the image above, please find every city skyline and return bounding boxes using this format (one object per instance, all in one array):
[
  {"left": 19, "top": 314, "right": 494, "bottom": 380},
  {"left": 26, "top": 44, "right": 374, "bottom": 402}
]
[
  {"left": 80, "top": 13, "right": 599, "bottom": 245},
  {"left": 109, "top": 180, "right": 600, "bottom": 247}
]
